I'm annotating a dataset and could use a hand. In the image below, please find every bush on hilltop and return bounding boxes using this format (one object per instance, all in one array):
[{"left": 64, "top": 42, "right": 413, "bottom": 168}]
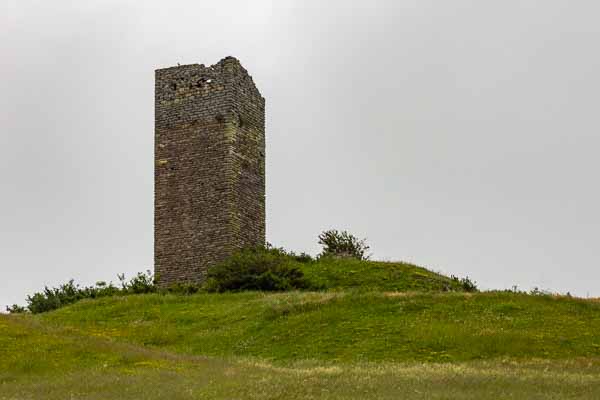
[
  {"left": 318, "top": 229, "right": 371, "bottom": 260},
  {"left": 205, "top": 245, "right": 310, "bottom": 292}
]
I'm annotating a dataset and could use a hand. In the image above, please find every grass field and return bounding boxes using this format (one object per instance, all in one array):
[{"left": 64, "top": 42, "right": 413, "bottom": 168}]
[
  {"left": 3, "top": 260, "right": 600, "bottom": 398},
  {"left": 2, "top": 312, "right": 600, "bottom": 399}
]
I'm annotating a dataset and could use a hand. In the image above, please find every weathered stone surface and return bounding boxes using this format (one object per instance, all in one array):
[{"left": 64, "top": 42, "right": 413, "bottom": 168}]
[{"left": 154, "top": 57, "right": 265, "bottom": 287}]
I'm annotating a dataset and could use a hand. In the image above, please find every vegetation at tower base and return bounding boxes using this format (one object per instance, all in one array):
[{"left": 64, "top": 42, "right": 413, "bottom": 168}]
[
  {"left": 204, "top": 246, "right": 311, "bottom": 292},
  {"left": 10, "top": 252, "right": 474, "bottom": 314}
]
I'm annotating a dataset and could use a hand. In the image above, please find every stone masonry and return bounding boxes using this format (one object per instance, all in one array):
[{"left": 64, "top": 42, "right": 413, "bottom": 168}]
[{"left": 154, "top": 57, "right": 265, "bottom": 287}]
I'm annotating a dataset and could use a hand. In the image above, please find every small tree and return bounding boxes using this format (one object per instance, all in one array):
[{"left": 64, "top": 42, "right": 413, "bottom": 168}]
[{"left": 318, "top": 229, "right": 370, "bottom": 260}]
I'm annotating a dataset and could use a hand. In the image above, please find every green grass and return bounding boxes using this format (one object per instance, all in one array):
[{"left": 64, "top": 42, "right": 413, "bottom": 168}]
[
  {"left": 37, "top": 290, "right": 600, "bottom": 363},
  {"left": 301, "top": 258, "right": 468, "bottom": 292},
  {"left": 2, "top": 314, "right": 600, "bottom": 399},
  {"left": 3, "top": 259, "right": 600, "bottom": 398}
]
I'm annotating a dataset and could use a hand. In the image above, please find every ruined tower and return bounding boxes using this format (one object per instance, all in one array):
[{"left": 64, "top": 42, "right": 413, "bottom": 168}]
[{"left": 154, "top": 57, "right": 265, "bottom": 287}]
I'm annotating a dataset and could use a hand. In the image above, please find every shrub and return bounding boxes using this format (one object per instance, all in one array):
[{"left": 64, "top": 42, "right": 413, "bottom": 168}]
[
  {"left": 529, "top": 287, "right": 552, "bottom": 296},
  {"left": 291, "top": 252, "right": 314, "bottom": 263},
  {"left": 6, "top": 304, "right": 27, "bottom": 314},
  {"left": 23, "top": 272, "right": 157, "bottom": 314},
  {"left": 205, "top": 246, "right": 309, "bottom": 292},
  {"left": 318, "top": 229, "right": 370, "bottom": 260},
  {"left": 450, "top": 275, "right": 478, "bottom": 293},
  {"left": 26, "top": 280, "right": 85, "bottom": 314},
  {"left": 118, "top": 270, "right": 157, "bottom": 294}
]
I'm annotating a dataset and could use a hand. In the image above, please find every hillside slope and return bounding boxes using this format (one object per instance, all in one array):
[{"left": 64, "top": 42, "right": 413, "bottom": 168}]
[
  {"left": 37, "top": 290, "right": 600, "bottom": 363},
  {"left": 2, "top": 293, "right": 600, "bottom": 399},
  {"left": 299, "top": 258, "right": 470, "bottom": 292}
]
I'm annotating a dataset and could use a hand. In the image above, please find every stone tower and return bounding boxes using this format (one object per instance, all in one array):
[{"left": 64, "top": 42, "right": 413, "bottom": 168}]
[{"left": 154, "top": 57, "right": 265, "bottom": 287}]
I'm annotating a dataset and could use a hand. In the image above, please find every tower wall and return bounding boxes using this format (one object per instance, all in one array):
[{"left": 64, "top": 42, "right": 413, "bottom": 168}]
[{"left": 154, "top": 57, "right": 265, "bottom": 287}]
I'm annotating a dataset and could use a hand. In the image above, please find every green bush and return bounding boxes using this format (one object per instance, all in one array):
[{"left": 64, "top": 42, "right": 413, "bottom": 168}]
[
  {"left": 205, "top": 246, "right": 309, "bottom": 292},
  {"left": 5, "top": 304, "right": 27, "bottom": 314},
  {"left": 118, "top": 271, "right": 157, "bottom": 294},
  {"left": 450, "top": 275, "right": 478, "bottom": 293},
  {"left": 291, "top": 252, "right": 314, "bottom": 263},
  {"left": 26, "top": 280, "right": 88, "bottom": 314},
  {"left": 318, "top": 229, "right": 370, "bottom": 260},
  {"left": 20, "top": 271, "right": 156, "bottom": 314}
]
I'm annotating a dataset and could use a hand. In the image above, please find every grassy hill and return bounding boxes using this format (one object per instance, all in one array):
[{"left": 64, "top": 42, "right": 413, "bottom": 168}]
[
  {"left": 299, "top": 258, "right": 471, "bottom": 292},
  {"left": 3, "top": 259, "right": 600, "bottom": 399},
  {"left": 36, "top": 290, "right": 600, "bottom": 362}
]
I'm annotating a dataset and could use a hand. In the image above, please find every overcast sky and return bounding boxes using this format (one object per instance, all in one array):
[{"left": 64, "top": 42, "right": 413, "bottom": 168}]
[{"left": 2, "top": 0, "right": 599, "bottom": 308}]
